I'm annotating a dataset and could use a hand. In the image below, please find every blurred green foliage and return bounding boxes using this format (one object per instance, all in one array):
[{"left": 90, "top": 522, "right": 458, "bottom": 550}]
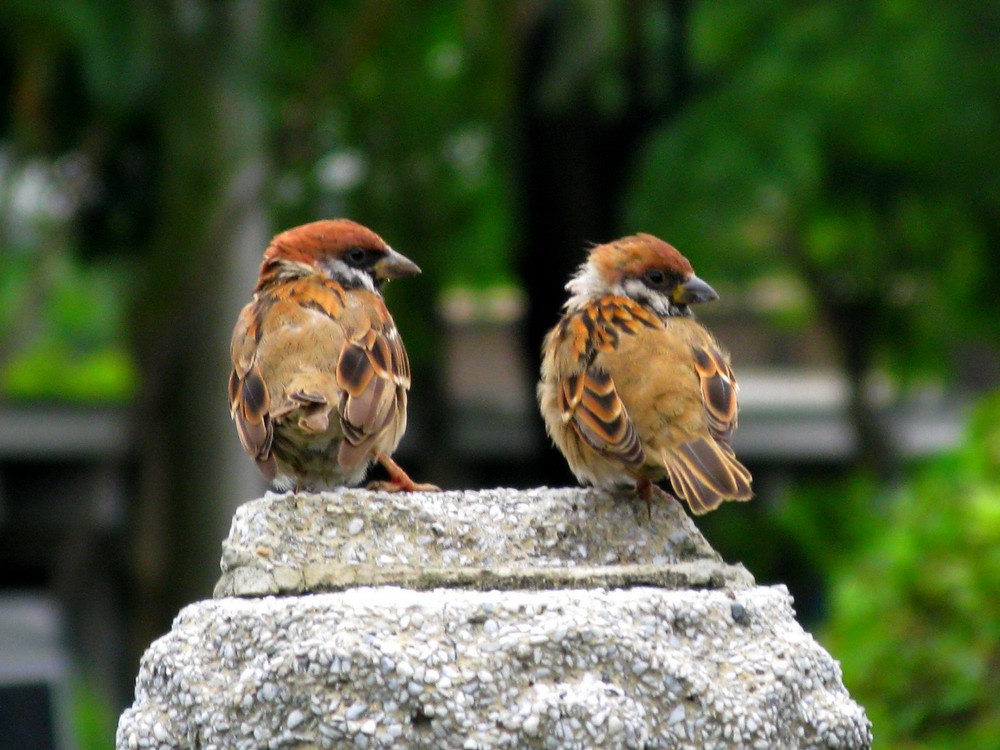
[
  {"left": 1, "top": 341, "right": 135, "bottom": 402},
  {"left": 0, "top": 4, "right": 997, "bottom": 747},
  {"left": 822, "top": 392, "right": 1000, "bottom": 749},
  {"left": 73, "top": 675, "right": 117, "bottom": 750},
  {"left": 0, "top": 154, "right": 137, "bottom": 401},
  {"left": 2, "top": 0, "right": 996, "bottom": 390},
  {"left": 628, "top": 0, "right": 1000, "bottom": 383},
  {"left": 265, "top": 3, "right": 519, "bottom": 361}
]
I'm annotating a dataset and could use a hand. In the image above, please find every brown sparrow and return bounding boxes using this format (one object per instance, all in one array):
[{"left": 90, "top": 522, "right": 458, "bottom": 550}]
[
  {"left": 538, "top": 233, "right": 752, "bottom": 513},
  {"left": 229, "top": 219, "right": 437, "bottom": 492}
]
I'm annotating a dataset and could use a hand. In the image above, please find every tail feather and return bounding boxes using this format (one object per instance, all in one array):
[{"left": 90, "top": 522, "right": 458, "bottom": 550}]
[{"left": 661, "top": 438, "right": 753, "bottom": 514}]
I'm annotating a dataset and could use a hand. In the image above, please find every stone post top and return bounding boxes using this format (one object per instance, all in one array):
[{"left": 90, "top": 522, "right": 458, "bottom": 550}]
[
  {"left": 214, "top": 487, "right": 755, "bottom": 598},
  {"left": 118, "top": 486, "right": 873, "bottom": 749}
]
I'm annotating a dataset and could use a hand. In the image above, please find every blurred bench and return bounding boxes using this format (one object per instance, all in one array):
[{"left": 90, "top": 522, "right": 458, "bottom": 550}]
[{"left": 732, "top": 368, "right": 965, "bottom": 460}]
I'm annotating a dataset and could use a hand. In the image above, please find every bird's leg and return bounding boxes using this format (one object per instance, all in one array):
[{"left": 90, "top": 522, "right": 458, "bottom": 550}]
[
  {"left": 635, "top": 478, "right": 654, "bottom": 519},
  {"left": 367, "top": 453, "right": 441, "bottom": 492},
  {"left": 635, "top": 479, "right": 678, "bottom": 519}
]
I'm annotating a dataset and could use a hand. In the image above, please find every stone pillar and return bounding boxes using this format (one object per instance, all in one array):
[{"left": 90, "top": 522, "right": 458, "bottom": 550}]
[{"left": 116, "top": 488, "right": 872, "bottom": 749}]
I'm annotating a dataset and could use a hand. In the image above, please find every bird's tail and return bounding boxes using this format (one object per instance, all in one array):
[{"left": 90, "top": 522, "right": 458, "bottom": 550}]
[{"left": 661, "top": 438, "right": 753, "bottom": 514}]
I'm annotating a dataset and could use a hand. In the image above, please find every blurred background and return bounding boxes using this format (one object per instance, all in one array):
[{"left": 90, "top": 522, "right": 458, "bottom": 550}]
[{"left": 0, "top": 1, "right": 997, "bottom": 748}]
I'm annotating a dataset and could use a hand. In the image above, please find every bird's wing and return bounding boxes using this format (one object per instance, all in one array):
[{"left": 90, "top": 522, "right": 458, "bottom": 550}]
[
  {"left": 670, "top": 340, "right": 750, "bottom": 512},
  {"left": 228, "top": 297, "right": 277, "bottom": 481},
  {"left": 691, "top": 345, "right": 739, "bottom": 444},
  {"left": 334, "top": 291, "right": 410, "bottom": 468},
  {"left": 549, "top": 297, "right": 663, "bottom": 468},
  {"left": 559, "top": 366, "right": 644, "bottom": 468}
]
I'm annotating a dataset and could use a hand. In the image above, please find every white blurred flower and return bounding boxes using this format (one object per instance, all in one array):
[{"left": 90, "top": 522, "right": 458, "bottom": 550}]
[
  {"left": 315, "top": 149, "right": 367, "bottom": 193},
  {"left": 10, "top": 160, "right": 51, "bottom": 221},
  {"left": 0, "top": 148, "right": 96, "bottom": 248}
]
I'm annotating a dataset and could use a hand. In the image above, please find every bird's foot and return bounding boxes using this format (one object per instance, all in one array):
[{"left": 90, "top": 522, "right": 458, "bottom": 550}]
[
  {"left": 367, "top": 453, "right": 441, "bottom": 493},
  {"left": 635, "top": 479, "right": 677, "bottom": 519}
]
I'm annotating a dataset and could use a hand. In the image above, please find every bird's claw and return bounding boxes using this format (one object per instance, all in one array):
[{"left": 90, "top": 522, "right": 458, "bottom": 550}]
[
  {"left": 366, "top": 479, "right": 441, "bottom": 493},
  {"left": 369, "top": 452, "right": 441, "bottom": 493}
]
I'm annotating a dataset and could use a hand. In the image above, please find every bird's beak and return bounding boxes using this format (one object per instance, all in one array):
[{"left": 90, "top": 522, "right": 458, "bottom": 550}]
[
  {"left": 376, "top": 248, "right": 422, "bottom": 280},
  {"left": 672, "top": 274, "right": 718, "bottom": 306}
]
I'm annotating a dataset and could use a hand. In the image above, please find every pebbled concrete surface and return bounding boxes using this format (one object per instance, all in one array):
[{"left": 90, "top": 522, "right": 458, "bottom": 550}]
[
  {"left": 118, "top": 586, "right": 871, "bottom": 749},
  {"left": 213, "top": 487, "right": 753, "bottom": 597},
  {"left": 118, "top": 487, "right": 871, "bottom": 749}
]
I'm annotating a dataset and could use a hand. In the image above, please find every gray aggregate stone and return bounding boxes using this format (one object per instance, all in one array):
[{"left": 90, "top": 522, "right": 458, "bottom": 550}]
[
  {"left": 117, "top": 488, "right": 872, "bottom": 749},
  {"left": 213, "top": 488, "right": 752, "bottom": 596},
  {"left": 117, "top": 586, "right": 870, "bottom": 749}
]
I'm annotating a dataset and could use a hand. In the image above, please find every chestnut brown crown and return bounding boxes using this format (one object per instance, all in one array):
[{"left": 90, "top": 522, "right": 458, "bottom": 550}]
[
  {"left": 567, "top": 232, "right": 718, "bottom": 317},
  {"left": 257, "top": 219, "right": 420, "bottom": 292},
  {"left": 589, "top": 233, "right": 694, "bottom": 284}
]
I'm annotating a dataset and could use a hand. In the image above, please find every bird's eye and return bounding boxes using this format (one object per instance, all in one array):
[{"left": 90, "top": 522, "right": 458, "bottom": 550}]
[
  {"left": 345, "top": 247, "right": 368, "bottom": 266},
  {"left": 644, "top": 269, "right": 667, "bottom": 288}
]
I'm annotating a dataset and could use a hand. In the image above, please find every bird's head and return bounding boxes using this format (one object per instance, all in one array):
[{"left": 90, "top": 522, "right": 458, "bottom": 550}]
[
  {"left": 565, "top": 233, "right": 717, "bottom": 317},
  {"left": 258, "top": 219, "right": 421, "bottom": 293}
]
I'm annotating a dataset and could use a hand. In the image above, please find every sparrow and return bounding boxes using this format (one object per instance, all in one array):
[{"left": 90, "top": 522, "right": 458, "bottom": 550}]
[
  {"left": 538, "top": 233, "right": 752, "bottom": 514},
  {"left": 228, "top": 218, "right": 438, "bottom": 493}
]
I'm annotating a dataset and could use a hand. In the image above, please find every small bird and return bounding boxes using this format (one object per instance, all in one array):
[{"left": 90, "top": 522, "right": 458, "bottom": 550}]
[
  {"left": 538, "top": 233, "right": 752, "bottom": 513},
  {"left": 229, "top": 219, "right": 437, "bottom": 492}
]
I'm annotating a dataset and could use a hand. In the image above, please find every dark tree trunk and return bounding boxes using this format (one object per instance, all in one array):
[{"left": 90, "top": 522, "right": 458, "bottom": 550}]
[
  {"left": 128, "top": 0, "right": 269, "bottom": 665},
  {"left": 513, "top": 0, "right": 692, "bottom": 484},
  {"left": 780, "top": 235, "right": 901, "bottom": 481},
  {"left": 836, "top": 299, "right": 901, "bottom": 481}
]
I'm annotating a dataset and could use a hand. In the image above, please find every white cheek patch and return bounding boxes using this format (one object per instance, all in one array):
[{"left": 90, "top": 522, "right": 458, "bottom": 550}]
[
  {"left": 327, "top": 259, "right": 376, "bottom": 292},
  {"left": 623, "top": 278, "right": 673, "bottom": 316},
  {"left": 622, "top": 278, "right": 648, "bottom": 301}
]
